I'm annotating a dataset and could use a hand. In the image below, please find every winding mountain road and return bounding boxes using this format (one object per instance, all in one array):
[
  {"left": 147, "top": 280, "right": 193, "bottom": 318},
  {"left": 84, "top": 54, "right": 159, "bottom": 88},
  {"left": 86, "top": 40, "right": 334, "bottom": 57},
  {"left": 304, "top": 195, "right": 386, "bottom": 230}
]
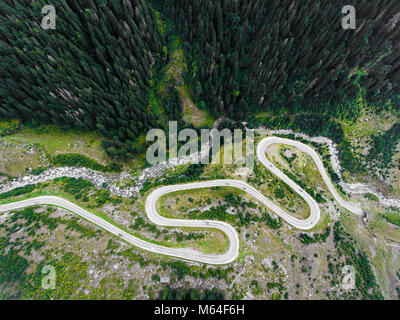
[{"left": 0, "top": 137, "right": 362, "bottom": 265}]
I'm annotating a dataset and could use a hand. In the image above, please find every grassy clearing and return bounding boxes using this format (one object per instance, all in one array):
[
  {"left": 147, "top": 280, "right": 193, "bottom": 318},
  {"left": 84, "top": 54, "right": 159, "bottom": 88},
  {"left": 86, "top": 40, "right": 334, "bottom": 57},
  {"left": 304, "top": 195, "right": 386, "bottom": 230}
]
[
  {"left": 341, "top": 107, "right": 400, "bottom": 196},
  {"left": 383, "top": 211, "right": 400, "bottom": 227},
  {"left": 251, "top": 144, "right": 311, "bottom": 219},
  {"left": 268, "top": 143, "right": 330, "bottom": 194},
  {"left": 151, "top": 33, "right": 215, "bottom": 128},
  {"left": 0, "top": 144, "right": 45, "bottom": 177},
  {"left": 172, "top": 227, "right": 229, "bottom": 255},
  {"left": 2, "top": 124, "right": 109, "bottom": 164},
  {"left": 309, "top": 209, "right": 331, "bottom": 233},
  {"left": 157, "top": 187, "right": 246, "bottom": 218},
  {"left": 0, "top": 119, "right": 20, "bottom": 136},
  {"left": 179, "top": 86, "right": 215, "bottom": 128},
  {"left": 194, "top": 232, "right": 229, "bottom": 254},
  {"left": 0, "top": 122, "right": 149, "bottom": 173},
  {"left": 342, "top": 107, "right": 399, "bottom": 157}
]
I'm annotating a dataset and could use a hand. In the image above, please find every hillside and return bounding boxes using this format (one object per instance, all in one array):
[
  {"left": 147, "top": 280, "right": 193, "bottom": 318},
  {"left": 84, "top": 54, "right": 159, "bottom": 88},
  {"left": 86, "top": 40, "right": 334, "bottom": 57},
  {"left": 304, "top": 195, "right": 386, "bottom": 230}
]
[
  {"left": 0, "top": 0, "right": 165, "bottom": 159},
  {"left": 0, "top": 1, "right": 399, "bottom": 159},
  {"left": 1, "top": 0, "right": 400, "bottom": 302}
]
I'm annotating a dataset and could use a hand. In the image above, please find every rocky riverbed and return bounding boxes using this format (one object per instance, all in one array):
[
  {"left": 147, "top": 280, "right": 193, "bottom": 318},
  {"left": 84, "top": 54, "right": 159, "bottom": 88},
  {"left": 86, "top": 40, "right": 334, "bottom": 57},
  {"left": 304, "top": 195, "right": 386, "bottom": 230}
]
[
  {"left": 1, "top": 128, "right": 400, "bottom": 209},
  {"left": 259, "top": 128, "right": 400, "bottom": 209}
]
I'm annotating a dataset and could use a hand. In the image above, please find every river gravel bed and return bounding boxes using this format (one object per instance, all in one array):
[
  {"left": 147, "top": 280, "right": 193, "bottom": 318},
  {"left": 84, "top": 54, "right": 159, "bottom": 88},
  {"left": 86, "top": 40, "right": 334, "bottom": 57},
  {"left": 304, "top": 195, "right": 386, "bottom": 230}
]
[{"left": 1, "top": 129, "right": 399, "bottom": 209}]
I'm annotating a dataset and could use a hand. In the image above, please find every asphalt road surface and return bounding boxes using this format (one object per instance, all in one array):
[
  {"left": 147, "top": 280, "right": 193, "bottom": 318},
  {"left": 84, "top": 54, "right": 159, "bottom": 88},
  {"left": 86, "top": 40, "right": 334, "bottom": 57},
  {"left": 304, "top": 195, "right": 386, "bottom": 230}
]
[{"left": 0, "top": 137, "right": 362, "bottom": 265}]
